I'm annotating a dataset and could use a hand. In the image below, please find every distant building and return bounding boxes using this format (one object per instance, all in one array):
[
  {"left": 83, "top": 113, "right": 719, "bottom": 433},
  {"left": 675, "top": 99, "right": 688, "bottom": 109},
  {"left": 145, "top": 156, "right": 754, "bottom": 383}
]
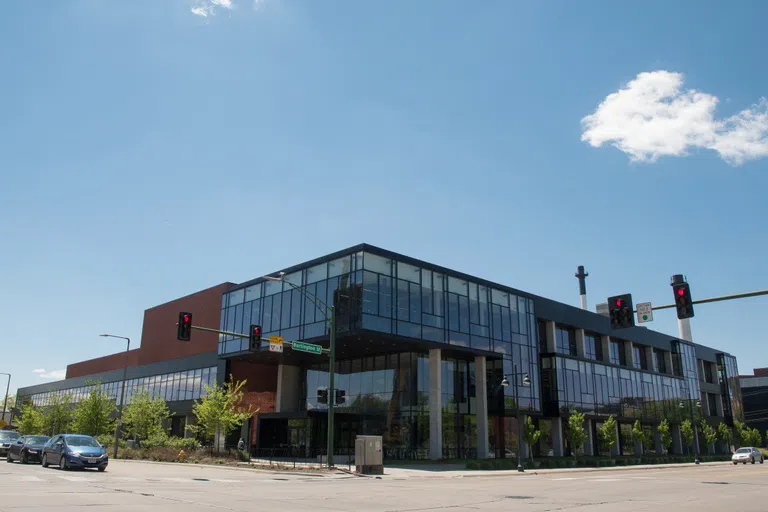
[{"left": 740, "top": 368, "right": 768, "bottom": 434}]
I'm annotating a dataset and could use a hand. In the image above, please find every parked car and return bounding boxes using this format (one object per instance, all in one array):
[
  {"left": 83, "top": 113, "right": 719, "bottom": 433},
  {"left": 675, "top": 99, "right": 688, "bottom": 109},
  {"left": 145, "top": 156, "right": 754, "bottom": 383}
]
[
  {"left": 6, "top": 435, "right": 51, "bottom": 464},
  {"left": 0, "top": 430, "right": 21, "bottom": 457},
  {"left": 731, "top": 447, "right": 764, "bottom": 465},
  {"left": 41, "top": 434, "right": 108, "bottom": 471}
]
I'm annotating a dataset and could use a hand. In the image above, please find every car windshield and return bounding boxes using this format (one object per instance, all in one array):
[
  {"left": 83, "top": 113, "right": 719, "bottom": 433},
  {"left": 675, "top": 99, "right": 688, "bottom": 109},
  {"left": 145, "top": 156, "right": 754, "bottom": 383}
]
[
  {"left": 25, "top": 436, "right": 50, "bottom": 444},
  {"left": 736, "top": 448, "right": 751, "bottom": 453},
  {"left": 66, "top": 436, "right": 100, "bottom": 448},
  {"left": 0, "top": 431, "right": 20, "bottom": 441}
]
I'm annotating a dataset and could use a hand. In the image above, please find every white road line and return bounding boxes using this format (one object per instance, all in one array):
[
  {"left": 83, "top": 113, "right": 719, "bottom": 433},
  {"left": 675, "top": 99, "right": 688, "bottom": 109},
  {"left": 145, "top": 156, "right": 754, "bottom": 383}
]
[
  {"left": 551, "top": 477, "right": 582, "bottom": 481},
  {"left": 112, "top": 477, "right": 138, "bottom": 481},
  {"left": 209, "top": 479, "right": 240, "bottom": 483},
  {"left": 17, "top": 476, "right": 44, "bottom": 482},
  {"left": 587, "top": 478, "right": 625, "bottom": 482},
  {"left": 55, "top": 475, "right": 89, "bottom": 482}
]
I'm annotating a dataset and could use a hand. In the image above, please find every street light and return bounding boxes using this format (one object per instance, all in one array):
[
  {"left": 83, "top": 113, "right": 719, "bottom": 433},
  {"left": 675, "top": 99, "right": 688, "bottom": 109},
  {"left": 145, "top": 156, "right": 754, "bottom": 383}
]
[
  {"left": 100, "top": 334, "right": 131, "bottom": 460},
  {"left": 497, "top": 366, "right": 531, "bottom": 472},
  {"left": 263, "top": 273, "right": 337, "bottom": 467},
  {"left": 0, "top": 373, "right": 10, "bottom": 426},
  {"left": 679, "top": 399, "right": 702, "bottom": 464}
]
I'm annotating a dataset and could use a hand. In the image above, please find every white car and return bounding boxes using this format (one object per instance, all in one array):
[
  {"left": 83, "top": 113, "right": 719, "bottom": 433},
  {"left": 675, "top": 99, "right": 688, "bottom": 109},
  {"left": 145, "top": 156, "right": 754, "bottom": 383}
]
[{"left": 732, "top": 447, "right": 764, "bottom": 465}]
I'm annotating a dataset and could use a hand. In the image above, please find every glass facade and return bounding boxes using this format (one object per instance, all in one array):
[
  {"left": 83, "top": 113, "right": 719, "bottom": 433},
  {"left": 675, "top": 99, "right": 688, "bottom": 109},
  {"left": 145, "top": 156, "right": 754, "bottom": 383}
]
[
  {"left": 717, "top": 353, "right": 744, "bottom": 423},
  {"left": 584, "top": 333, "right": 600, "bottom": 361},
  {"left": 26, "top": 366, "right": 218, "bottom": 407},
  {"left": 609, "top": 340, "right": 624, "bottom": 366},
  {"left": 673, "top": 341, "right": 700, "bottom": 402},
  {"left": 546, "top": 356, "right": 688, "bottom": 421},
  {"left": 556, "top": 327, "right": 577, "bottom": 356}
]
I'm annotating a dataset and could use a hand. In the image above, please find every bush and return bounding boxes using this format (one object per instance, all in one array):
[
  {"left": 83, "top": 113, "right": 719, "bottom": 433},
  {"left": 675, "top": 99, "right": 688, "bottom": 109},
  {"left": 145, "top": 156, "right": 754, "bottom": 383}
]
[{"left": 236, "top": 449, "right": 250, "bottom": 462}]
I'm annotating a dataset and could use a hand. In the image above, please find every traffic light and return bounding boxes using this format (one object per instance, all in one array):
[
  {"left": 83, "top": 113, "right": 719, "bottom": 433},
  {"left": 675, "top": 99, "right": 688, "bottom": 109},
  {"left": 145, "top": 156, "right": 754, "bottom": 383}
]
[
  {"left": 249, "top": 324, "right": 262, "bottom": 351},
  {"left": 607, "top": 294, "right": 634, "bottom": 329},
  {"left": 335, "top": 389, "right": 346, "bottom": 405},
  {"left": 673, "top": 282, "right": 694, "bottom": 319},
  {"left": 177, "top": 312, "right": 192, "bottom": 341},
  {"left": 317, "top": 388, "right": 328, "bottom": 405}
]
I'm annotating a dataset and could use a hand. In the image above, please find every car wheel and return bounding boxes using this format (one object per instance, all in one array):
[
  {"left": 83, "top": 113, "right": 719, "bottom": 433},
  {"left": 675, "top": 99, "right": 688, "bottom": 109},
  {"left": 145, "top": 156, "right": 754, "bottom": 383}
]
[
  {"left": 751, "top": 457, "right": 755, "bottom": 464},
  {"left": 20, "top": 452, "right": 28, "bottom": 464},
  {"left": 60, "top": 455, "right": 68, "bottom": 471},
  {"left": 42, "top": 454, "right": 49, "bottom": 468},
  {"left": 761, "top": 457, "right": 764, "bottom": 464},
  {"left": 98, "top": 467, "right": 106, "bottom": 472},
  {"left": 733, "top": 461, "right": 738, "bottom": 465},
  {"left": 6, "top": 453, "right": 12, "bottom": 463}
]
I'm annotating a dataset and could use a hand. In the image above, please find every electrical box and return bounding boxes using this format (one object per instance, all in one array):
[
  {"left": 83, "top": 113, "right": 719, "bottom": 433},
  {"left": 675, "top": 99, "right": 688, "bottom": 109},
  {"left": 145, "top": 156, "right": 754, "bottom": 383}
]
[{"left": 354, "top": 435, "right": 383, "bottom": 475}]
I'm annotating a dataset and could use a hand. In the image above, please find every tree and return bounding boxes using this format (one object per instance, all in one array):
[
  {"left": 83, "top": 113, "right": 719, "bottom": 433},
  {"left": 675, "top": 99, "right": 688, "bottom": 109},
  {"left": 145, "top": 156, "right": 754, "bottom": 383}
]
[
  {"left": 188, "top": 378, "right": 256, "bottom": 452},
  {"left": 681, "top": 420, "right": 694, "bottom": 454},
  {"left": 631, "top": 420, "right": 648, "bottom": 452},
  {"left": 717, "top": 422, "right": 732, "bottom": 452},
  {"left": 699, "top": 420, "right": 717, "bottom": 453},
  {"left": 16, "top": 403, "right": 44, "bottom": 435},
  {"left": 523, "top": 416, "right": 541, "bottom": 463},
  {"left": 122, "top": 390, "right": 171, "bottom": 443},
  {"left": 42, "top": 393, "right": 73, "bottom": 436},
  {"left": 734, "top": 420, "right": 746, "bottom": 448},
  {"left": 598, "top": 416, "right": 617, "bottom": 456},
  {"left": 746, "top": 427, "right": 762, "bottom": 448},
  {"left": 71, "top": 382, "right": 115, "bottom": 437},
  {"left": 658, "top": 419, "right": 672, "bottom": 454},
  {"left": 565, "top": 411, "right": 588, "bottom": 457},
  {"left": 1, "top": 394, "right": 16, "bottom": 412}
]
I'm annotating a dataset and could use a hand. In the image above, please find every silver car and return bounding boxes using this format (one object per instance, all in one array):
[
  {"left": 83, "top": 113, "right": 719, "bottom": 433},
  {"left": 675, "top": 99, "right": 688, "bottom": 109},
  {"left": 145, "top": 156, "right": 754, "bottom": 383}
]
[{"left": 731, "top": 447, "right": 764, "bottom": 465}]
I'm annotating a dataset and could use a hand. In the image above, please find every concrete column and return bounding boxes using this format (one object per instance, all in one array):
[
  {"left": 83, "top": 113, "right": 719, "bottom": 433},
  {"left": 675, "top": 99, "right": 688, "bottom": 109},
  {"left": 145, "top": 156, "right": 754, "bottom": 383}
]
[
  {"left": 520, "top": 414, "right": 530, "bottom": 458},
  {"left": 215, "top": 430, "right": 227, "bottom": 452},
  {"left": 693, "top": 425, "right": 701, "bottom": 455},
  {"left": 545, "top": 321, "right": 557, "bottom": 353},
  {"left": 474, "top": 356, "right": 489, "bottom": 459},
  {"left": 715, "top": 394, "right": 725, "bottom": 418},
  {"left": 574, "top": 329, "right": 586, "bottom": 359},
  {"left": 429, "top": 349, "right": 442, "bottom": 460},
  {"left": 551, "top": 417, "right": 564, "bottom": 457},
  {"left": 276, "top": 365, "right": 301, "bottom": 413},
  {"left": 654, "top": 428, "right": 663, "bottom": 454},
  {"left": 600, "top": 335, "right": 612, "bottom": 364},
  {"left": 634, "top": 439, "right": 644, "bottom": 456},
  {"left": 624, "top": 341, "right": 635, "bottom": 368},
  {"left": 664, "top": 351, "right": 675, "bottom": 375},
  {"left": 671, "top": 424, "right": 683, "bottom": 455},
  {"left": 583, "top": 419, "right": 595, "bottom": 456},
  {"left": 645, "top": 348, "right": 655, "bottom": 372},
  {"left": 701, "top": 392, "right": 711, "bottom": 417},
  {"left": 611, "top": 421, "right": 620, "bottom": 457}
]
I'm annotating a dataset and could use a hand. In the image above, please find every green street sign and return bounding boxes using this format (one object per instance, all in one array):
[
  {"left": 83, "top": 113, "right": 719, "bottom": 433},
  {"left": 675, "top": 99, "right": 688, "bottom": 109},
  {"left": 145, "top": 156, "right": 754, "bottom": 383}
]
[{"left": 291, "top": 341, "right": 323, "bottom": 355}]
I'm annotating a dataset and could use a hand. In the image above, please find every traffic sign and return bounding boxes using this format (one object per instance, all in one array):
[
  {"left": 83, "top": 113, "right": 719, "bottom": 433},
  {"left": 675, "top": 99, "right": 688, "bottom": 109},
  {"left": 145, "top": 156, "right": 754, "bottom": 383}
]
[
  {"left": 292, "top": 341, "right": 323, "bottom": 355},
  {"left": 637, "top": 302, "right": 653, "bottom": 323},
  {"left": 269, "top": 336, "right": 284, "bottom": 353}
]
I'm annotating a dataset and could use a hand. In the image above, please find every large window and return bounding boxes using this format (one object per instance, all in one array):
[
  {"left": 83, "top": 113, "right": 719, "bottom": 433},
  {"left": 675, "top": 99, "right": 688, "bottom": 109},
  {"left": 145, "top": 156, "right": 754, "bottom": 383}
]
[
  {"left": 26, "top": 366, "right": 218, "bottom": 407},
  {"left": 584, "top": 333, "right": 600, "bottom": 361},
  {"left": 609, "top": 340, "right": 624, "bottom": 366},
  {"left": 556, "top": 326, "right": 577, "bottom": 356}
]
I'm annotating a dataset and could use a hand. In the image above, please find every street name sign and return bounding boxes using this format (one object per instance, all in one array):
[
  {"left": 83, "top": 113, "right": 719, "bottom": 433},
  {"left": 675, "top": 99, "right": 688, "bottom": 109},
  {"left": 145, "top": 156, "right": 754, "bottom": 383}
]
[
  {"left": 637, "top": 302, "right": 653, "bottom": 323},
  {"left": 269, "top": 336, "right": 284, "bottom": 353},
  {"left": 292, "top": 341, "right": 323, "bottom": 355}
]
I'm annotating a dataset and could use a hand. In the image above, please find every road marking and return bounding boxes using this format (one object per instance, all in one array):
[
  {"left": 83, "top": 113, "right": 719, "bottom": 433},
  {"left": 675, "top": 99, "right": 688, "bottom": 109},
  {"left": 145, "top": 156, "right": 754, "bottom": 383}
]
[
  {"left": 55, "top": 475, "right": 89, "bottom": 482},
  {"left": 551, "top": 477, "right": 581, "bottom": 481},
  {"left": 17, "top": 476, "right": 44, "bottom": 482},
  {"left": 112, "top": 477, "right": 138, "bottom": 481},
  {"left": 210, "top": 479, "right": 240, "bottom": 483},
  {"left": 588, "top": 478, "right": 624, "bottom": 482}
]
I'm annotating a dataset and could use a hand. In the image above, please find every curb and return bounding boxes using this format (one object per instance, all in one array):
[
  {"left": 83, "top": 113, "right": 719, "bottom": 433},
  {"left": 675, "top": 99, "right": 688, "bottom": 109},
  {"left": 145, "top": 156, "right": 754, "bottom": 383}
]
[
  {"left": 110, "top": 458, "right": 334, "bottom": 478},
  {"left": 383, "top": 461, "right": 732, "bottom": 479}
]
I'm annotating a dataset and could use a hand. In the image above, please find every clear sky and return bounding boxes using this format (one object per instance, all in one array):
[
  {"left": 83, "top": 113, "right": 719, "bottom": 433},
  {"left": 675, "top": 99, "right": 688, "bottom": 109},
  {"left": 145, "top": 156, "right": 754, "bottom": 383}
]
[{"left": 2, "top": 0, "right": 768, "bottom": 396}]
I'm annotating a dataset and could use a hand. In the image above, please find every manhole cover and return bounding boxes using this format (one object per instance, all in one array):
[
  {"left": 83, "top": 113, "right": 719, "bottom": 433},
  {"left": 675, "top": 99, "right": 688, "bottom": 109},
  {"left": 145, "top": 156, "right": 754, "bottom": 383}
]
[
  {"left": 506, "top": 496, "right": 534, "bottom": 500},
  {"left": 702, "top": 482, "right": 729, "bottom": 485}
]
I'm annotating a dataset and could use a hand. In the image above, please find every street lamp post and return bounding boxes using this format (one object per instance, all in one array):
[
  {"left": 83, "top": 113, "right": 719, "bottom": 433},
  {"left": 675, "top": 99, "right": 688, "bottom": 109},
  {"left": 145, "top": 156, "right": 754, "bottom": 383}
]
[
  {"left": 1, "top": 373, "right": 10, "bottom": 425},
  {"left": 100, "top": 334, "right": 131, "bottom": 459},
  {"left": 497, "top": 366, "right": 531, "bottom": 472},
  {"left": 263, "top": 274, "right": 337, "bottom": 467},
  {"left": 679, "top": 399, "right": 702, "bottom": 464}
]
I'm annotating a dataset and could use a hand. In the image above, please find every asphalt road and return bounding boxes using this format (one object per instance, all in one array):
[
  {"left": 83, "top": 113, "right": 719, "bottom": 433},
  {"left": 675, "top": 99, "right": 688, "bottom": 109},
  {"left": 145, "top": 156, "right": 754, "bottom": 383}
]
[{"left": 0, "top": 458, "right": 766, "bottom": 511}]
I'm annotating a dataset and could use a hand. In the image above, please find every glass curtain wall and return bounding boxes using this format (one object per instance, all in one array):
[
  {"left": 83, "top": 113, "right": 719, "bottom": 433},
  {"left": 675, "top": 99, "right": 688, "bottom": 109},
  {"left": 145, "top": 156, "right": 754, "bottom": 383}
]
[{"left": 717, "top": 353, "right": 744, "bottom": 423}]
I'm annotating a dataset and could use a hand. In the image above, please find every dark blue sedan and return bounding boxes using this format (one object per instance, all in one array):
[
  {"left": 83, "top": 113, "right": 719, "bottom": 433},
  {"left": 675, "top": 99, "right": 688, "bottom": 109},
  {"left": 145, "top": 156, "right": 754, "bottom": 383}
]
[{"left": 41, "top": 434, "right": 108, "bottom": 471}]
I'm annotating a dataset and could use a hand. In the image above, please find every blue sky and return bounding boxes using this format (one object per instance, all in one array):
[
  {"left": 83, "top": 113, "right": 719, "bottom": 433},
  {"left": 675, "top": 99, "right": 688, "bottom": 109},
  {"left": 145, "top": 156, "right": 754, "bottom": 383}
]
[{"left": 2, "top": 0, "right": 768, "bottom": 395}]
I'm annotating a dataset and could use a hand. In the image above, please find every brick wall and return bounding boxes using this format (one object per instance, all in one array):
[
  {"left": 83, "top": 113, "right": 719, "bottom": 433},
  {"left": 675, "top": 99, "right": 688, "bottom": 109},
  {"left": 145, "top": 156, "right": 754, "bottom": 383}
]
[{"left": 66, "top": 282, "right": 234, "bottom": 379}]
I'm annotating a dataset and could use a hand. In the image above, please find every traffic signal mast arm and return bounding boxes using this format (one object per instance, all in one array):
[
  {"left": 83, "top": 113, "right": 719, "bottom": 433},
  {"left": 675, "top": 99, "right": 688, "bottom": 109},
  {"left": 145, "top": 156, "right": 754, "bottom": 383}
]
[
  {"left": 634, "top": 288, "right": 768, "bottom": 313},
  {"left": 174, "top": 322, "right": 330, "bottom": 353}
]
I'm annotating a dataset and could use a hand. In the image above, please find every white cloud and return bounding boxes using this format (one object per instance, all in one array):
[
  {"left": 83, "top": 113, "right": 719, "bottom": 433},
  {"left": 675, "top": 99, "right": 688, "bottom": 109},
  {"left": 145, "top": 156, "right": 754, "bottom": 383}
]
[
  {"left": 581, "top": 71, "right": 768, "bottom": 165},
  {"left": 212, "top": 0, "right": 233, "bottom": 7},
  {"left": 191, "top": 0, "right": 238, "bottom": 17},
  {"left": 191, "top": 6, "right": 213, "bottom": 17},
  {"left": 33, "top": 369, "right": 66, "bottom": 380}
]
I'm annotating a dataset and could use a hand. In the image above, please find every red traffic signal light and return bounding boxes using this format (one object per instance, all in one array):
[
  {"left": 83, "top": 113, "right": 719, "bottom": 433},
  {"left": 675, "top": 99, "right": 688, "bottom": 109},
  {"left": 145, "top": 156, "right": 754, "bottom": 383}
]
[
  {"left": 677, "top": 288, "right": 685, "bottom": 297},
  {"left": 177, "top": 312, "right": 193, "bottom": 341},
  {"left": 607, "top": 294, "right": 634, "bottom": 329},
  {"left": 672, "top": 282, "right": 694, "bottom": 319},
  {"left": 249, "top": 324, "right": 263, "bottom": 352}
]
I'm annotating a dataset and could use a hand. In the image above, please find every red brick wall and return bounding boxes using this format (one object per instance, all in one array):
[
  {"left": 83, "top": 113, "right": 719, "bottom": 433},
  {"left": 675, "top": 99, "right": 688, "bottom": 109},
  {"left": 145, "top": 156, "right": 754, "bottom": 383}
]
[
  {"left": 754, "top": 368, "right": 768, "bottom": 377},
  {"left": 66, "top": 282, "right": 234, "bottom": 379},
  {"left": 229, "top": 360, "right": 278, "bottom": 393}
]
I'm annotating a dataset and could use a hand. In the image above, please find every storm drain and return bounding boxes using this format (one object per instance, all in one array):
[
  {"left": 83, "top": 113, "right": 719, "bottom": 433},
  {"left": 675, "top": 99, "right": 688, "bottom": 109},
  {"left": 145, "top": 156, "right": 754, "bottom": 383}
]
[
  {"left": 193, "top": 478, "right": 210, "bottom": 482},
  {"left": 702, "top": 482, "right": 729, "bottom": 485}
]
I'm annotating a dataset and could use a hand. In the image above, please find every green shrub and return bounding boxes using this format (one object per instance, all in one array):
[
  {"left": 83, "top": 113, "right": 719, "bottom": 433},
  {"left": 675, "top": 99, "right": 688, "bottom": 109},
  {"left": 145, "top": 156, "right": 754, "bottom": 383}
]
[
  {"left": 236, "top": 449, "right": 250, "bottom": 462},
  {"left": 466, "top": 460, "right": 479, "bottom": 470},
  {"left": 167, "top": 437, "right": 201, "bottom": 451}
]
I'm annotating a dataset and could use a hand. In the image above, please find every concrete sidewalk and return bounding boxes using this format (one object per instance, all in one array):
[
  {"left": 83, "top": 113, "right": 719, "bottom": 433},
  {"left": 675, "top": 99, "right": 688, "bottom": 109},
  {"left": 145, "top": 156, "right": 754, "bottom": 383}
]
[{"left": 375, "top": 460, "right": 733, "bottom": 479}]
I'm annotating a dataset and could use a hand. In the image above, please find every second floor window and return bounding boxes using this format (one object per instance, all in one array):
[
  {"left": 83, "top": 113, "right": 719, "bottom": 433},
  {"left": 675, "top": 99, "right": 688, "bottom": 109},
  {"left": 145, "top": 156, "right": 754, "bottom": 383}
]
[
  {"left": 633, "top": 346, "right": 643, "bottom": 369},
  {"left": 609, "top": 340, "right": 623, "bottom": 365},
  {"left": 585, "top": 334, "right": 599, "bottom": 360},
  {"left": 556, "top": 326, "right": 577, "bottom": 356}
]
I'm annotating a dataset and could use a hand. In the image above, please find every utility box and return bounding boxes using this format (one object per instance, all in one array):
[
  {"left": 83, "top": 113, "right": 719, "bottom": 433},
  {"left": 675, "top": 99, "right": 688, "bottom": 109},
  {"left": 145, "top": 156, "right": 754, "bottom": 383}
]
[{"left": 354, "top": 435, "right": 383, "bottom": 475}]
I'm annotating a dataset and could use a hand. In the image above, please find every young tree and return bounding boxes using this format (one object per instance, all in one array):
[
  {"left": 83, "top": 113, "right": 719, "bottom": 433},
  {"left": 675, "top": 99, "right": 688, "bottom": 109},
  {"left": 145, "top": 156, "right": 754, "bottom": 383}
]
[
  {"left": 631, "top": 420, "right": 647, "bottom": 452},
  {"left": 657, "top": 419, "right": 672, "bottom": 454},
  {"left": 733, "top": 420, "right": 746, "bottom": 448},
  {"left": 681, "top": 420, "right": 694, "bottom": 454},
  {"left": 71, "top": 383, "right": 115, "bottom": 437},
  {"left": 42, "top": 393, "right": 73, "bottom": 436},
  {"left": 122, "top": 390, "right": 171, "bottom": 443},
  {"left": 16, "top": 403, "right": 45, "bottom": 435},
  {"left": 598, "top": 416, "right": 617, "bottom": 456},
  {"left": 747, "top": 428, "right": 762, "bottom": 448},
  {"left": 566, "top": 411, "right": 588, "bottom": 457},
  {"left": 717, "top": 422, "right": 733, "bottom": 452},
  {"left": 699, "top": 420, "right": 717, "bottom": 453},
  {"left": 523, "top": 416, "right": 541, "bottom": 464},
  {"left": 189, "top": 378, "right": 256, "bottom": 452}
]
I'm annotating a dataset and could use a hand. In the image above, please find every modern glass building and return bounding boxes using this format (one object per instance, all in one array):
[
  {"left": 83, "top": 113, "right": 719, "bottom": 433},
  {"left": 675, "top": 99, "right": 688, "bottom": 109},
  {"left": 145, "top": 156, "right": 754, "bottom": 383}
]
[{"left": 219, "top": 244, "right": 742, "bottom": 460}]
